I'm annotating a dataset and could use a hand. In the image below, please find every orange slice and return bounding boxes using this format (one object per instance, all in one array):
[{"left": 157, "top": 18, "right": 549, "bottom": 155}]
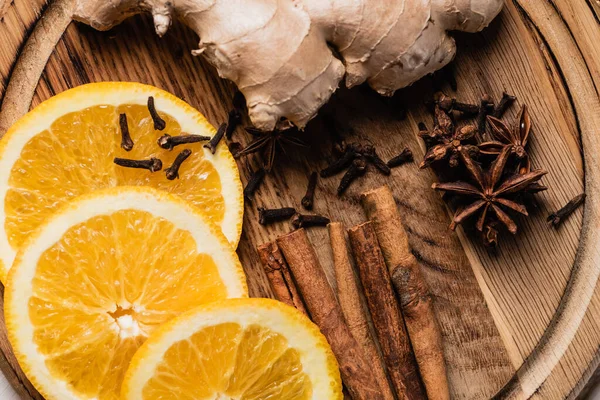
[
  {"left": 122, "top": 298, "right": 343, "bottom": 400},
  {"left": 0, "top": 82, "right": 243, "bottom": 282},
  {"left": 5, "top": 187, "right": 247, "bottom": 400}
]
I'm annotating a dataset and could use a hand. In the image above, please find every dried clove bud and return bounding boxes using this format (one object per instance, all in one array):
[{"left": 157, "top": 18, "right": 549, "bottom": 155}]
[
  {"left": 226, "top": 109, "right": 242, "bottom": 139},
  {"left": 492, "top": 92, "right": 517, "bottom": 118},
  {"left": 547, "top": 193, "right": 586, "bottom": 227},
  {"left": 147, "top": 96, "right": 166, "bottom": 131},
  {"left": 119, "top": 113, "right": 134, "bottom": 151},
  {"left": 114, "top": 157, "right": 162, "bottom": 172},
  {"left": 435, "top": 92, "right": 479, "bottom": 116},
  {"left": 259, "top": 207, "right": 296, "bottom": 225},
  {"left": 321, "top": 144, "right": 359, "bottom": 177},
  {"left": 291, "top": 213, "right": 330, "bottom": 229},
  {"left": 362, "top": 144, "right": 391, "bottom": 175},
  {"left": 158, "top": 133, "right": 211, "bottom": 150},
  {"left": 204, "top": 123, "right": 227, "bottom": 154},
  {"left": 301, "top": 172, "right": 318, "bottom": 210},
  {"left": 165, "top": 149, "right": 192, "bottom": 180},
  {"left": 337, "top": 157, "right": 367, "bottom": 195},
  {"left": 244, "top": 166, "right": 266, "bottom": 201},
  {"left": 387, "top": 148, "right": 413, "bottom": 168},
  {"left": 477, "top": 94, "right": 494, "bottom": 138}
]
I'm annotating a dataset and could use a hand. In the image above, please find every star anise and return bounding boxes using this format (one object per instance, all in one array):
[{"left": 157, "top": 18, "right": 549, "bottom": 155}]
[
  {"left": 235, "top": 127, "right": 308, "bottom": 172},
  {"left": 420, "top": 123, "right": 479, "bottom": 168},
  {"left": 479, "top": 105, "right": 531, "bottom": 174},
  {"left": 419, "top": 105, "right": 454, "bottom": 144},
  {"left": 432, "top": 146, "right": 547, "bottom": 234}
]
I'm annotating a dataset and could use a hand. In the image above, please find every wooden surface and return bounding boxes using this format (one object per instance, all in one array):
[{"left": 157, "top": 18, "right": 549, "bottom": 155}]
[{"left": 0, "top": 0, "right": 598, "bottom": 399}]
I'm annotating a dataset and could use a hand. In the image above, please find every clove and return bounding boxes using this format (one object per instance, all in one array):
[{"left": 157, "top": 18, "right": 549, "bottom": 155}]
[
  {"left": 337, "top": 157, "right": 367, "bottom": 195},
  {"left": 435, "top": 92, "right": 479, "bottom": 116},
  {"left": 226, "top": 109, "right": 242, "bottom": 139},
  {"left": 547, "top": 193, "right": 586, "bottom": 227},
  {"left": 476, "top": 94, "right": 494, "bottom": 138},
  {"left": 244, "top": 166, "right": 266, "bottom": 201},
  {"left": 362, "top": 144, "right": 390, "bottom": 175},
  {"left": 301, "top": 172, "right": 318, "bottom": 210},
  {"left": 204, "top": 122, "right": 227, "bottom": 154},
  {"left": 165, "top": 149, "right": 192, "bottom": 180},
  {"left": 259, "top": 207, "right": 296, "bottom": 225},
  {"left": 147, "top": 96, "right": 166, "bottom": 131},
  {"left": 158, "top": 133, "right": 211, "bottom": 150},
  {"left": 492, "top": 92, "right": 517, "bottom": 118},
  {"left": 387, "top": 148, "right": 413, "bottom": 168},
  {"left": 114, "top": 157, "right": 162, "bottom": 172},
  {"left": 321, "top": 144, "right": 359, "bottom": 177},
  {"left": 119, "top": 113, "right": 134, "bottom": 151},
  {"left": 291, "top": 213, "right": 330, "bottom": 229}
]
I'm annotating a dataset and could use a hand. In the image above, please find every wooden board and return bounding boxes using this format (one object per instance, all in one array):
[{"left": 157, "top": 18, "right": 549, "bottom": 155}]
[{"left": 0, "top": 0, "right": 598, "bottom": 399}]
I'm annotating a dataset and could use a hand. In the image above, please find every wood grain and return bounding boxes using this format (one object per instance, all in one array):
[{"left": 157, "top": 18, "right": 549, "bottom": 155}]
[{"left": 0, "top": 0, "right": 598, "bottom": 398}]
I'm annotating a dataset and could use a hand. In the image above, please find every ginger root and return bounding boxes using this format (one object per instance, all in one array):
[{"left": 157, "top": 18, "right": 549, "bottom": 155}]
[{"left": 74, "top": 0, "right": 503, "bottom": 131}]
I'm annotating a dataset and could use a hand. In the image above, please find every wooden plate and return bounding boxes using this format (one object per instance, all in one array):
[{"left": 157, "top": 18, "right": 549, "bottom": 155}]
[{"left": 0, "top": 1, "right": 599, "bottom": 399}]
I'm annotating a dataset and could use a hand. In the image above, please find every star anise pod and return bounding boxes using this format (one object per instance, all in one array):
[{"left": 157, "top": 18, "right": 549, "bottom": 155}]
[
  {"left": 420, "top": 123, "right": 479, "bottom": 168},
  {"left": 432, "top": 146, "right": 547, "bottom": 234},
  {"left": 235, "top": 127, "right": 308, "bottom": 172},
  {"left": 419, "top": 105, "right": 454, "bottom": 144},
  {"left": 479, "top": 104, "right": 531, "bottom": 174}
]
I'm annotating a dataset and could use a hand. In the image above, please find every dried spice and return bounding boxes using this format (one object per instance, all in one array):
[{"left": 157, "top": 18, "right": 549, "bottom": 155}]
[
  {"left": 420, "top": 122, "right": 479, "bottom": 169},
  {"left": 243, "top": 165, "right": 266, "bottom": 201},
  {"left": 421, "top": 93, "right": 546, "bottom": 245},
  {"left": 434, "top": 92, "right": 479, "bottom": 116},
  {"left": 480, "top": 105, "right": 531, "bottom": 174},
  {"left": 235, "top": 127, "right": 308, "bottom": 172},
  {"left": 165, "top": 149, "right": 192, "bottom": 180},
  {"left": 259, "top": 207, "right": 296, "bottom": 225},
  {"left": 114, "top": 157, "right": 162, "bottom": 172},
  {"left": 119, "top": 113, "right": 134, "bottom": 151},
  {"left": 158, "top": 133, "right": 211, "bottom": 150},
  {"left": 204, "top": 122, "right": 227, "bottom": 154},
  {"left": 291, "top": 213, "right": 330, "bottom": 228},
  {"left": 548, "top": 193, "right": 586, "bottom": 227},
  {"left": 301, "top": 172, "right": 318, "bottom": 210},
  {"left": 226, "top": 109, "right": 242, "bottom": 139},
  {"left": 321, "top": 143, "right": 361, "bottom": 177},
  {"left": 338, "top": 157, "right": 367, "bottom": 195},
  {"left": 492, "top": 92, "right": 517, "bottom": 118},
  {"left": 387, "top": 148, "right": 413, "bottom": 168},
  {"left": 147, "top": 96, "right": 166, "bottom": 131},
  {"left": 476, "top": 94, "right": 494, "bottom": 138},
  {"left": 482, "top": 223, "right": 499, "bottom": 247},
  {"left": 321, "top": 142, "right": 409, "bottom": 194},
  {"left": 432, "top": 147, "right": 547, "bottom": 234},
  {"left": 363, "top": 144, "right": 391, "bottom": 175}
]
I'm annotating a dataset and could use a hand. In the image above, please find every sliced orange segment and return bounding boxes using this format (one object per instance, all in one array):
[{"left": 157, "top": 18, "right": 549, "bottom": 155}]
[
  {"left": 5, "top": 187, "right": 247, "bottom": 400},
  {"left": 122, "top": 298, "right": 343, "bottom": 400},
  {"left": 0, "top": 82, "right": 243, "bottom": 281}
]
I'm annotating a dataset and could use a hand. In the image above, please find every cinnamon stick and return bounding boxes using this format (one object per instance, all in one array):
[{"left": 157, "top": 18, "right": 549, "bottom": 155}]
[
  {"left": 328, "top": 223, "right": 395, "bottom": 400},
  {"left": 361, "top": 186, "right": 449, "bottom": 400},
  {"left": 277, "top": 229, "right": 384, "bottom": 400},
  {"left": 257, "top": 242, "right": 308, "bottom": 316},
  {"left": 348, "top": 222, "right": 426, "bottom": 400}
]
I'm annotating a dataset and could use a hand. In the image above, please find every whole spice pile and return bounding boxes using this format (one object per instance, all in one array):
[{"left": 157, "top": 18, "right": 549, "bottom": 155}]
[{"left": 419, "top": 92, "right": 548, "bottom": 246}]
